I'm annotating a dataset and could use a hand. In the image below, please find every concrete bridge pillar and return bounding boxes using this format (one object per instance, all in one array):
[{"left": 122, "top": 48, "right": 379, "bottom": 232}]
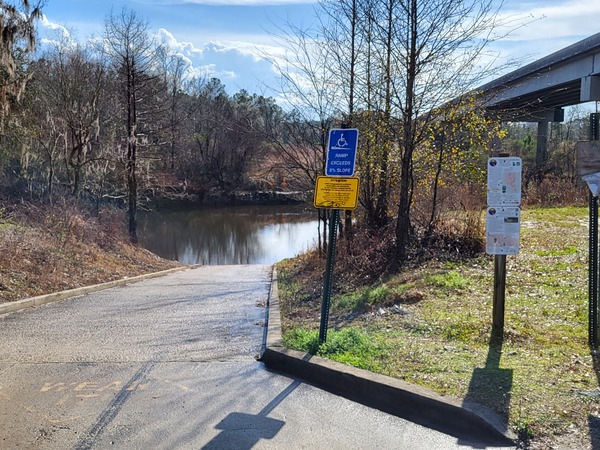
[{"left": 536, "top": 121, "right": 549, "bottom": 179}]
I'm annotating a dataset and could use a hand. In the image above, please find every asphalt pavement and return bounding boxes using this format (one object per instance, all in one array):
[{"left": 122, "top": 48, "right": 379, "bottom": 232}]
[{"left": 0, "top": 265, "right": 517, "bottom": 449}]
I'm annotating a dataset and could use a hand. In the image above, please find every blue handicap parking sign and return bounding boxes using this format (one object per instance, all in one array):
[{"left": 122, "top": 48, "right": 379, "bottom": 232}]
[{"left": 326, "top": 128, "right": 359, "bottom": 177}]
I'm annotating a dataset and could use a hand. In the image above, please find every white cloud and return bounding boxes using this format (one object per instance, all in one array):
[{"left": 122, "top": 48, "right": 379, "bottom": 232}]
[
  {"left": 152, "top": 28, "right": 288, "bottom": 95},
  {"left": 38, "top": 15, "right": 84, "bottom": 51},
  {"left": 156, "top": 28, "right": 204, "bottom": 58},
  {"left": 189, "top": 63, "right": 235, "bottom": 81},
  {"left": 478, "top": 0, "right": 600, "bottom": 74},
  {"left": 499, "top": 0, "right": 600, "bottom": 43},
  {"left": 39, "top": 15, "right": 72, "bottom": 40},
  {"left": 156, "top": 28, "right": 283, "bottom": 65}
]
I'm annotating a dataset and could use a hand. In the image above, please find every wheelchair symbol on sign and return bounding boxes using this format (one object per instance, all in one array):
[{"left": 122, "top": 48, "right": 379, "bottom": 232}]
[{"left": 337, "top": 134, "right": 348, "bottom": 147}]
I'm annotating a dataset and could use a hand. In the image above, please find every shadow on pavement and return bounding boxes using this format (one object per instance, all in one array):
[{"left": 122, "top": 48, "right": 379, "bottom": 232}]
[
  {"left": 201, "top": 380, "right": 300, "bottom": 450},
  {"left": 461, "top": 327, "right": 513, "bottom": 447}
]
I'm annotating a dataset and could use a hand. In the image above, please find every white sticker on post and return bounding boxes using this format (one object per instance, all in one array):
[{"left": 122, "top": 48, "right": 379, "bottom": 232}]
[{"left": 486, "top": 207, "right": 521, "bottom": 255}]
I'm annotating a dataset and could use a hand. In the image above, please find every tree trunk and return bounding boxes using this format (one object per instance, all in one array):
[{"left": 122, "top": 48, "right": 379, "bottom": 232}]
[
  {"left": 394, "top": 0, "right": 418, "bottom": 265},
  {"left": 427, "top": 132, "right": 445, "bottom": 237},
  {"left": 127, "top": 150, "right": 138, "bottom": 243},
  {"left": 127, "top": 58, "right": 138, "bottom": 244}
]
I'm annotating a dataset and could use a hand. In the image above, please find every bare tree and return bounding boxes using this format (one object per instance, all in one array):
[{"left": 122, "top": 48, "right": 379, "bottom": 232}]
[
  {"left": 36, "top": 42, "right": 106, "bottom": 197},
  {"left": 0, "top": 0, "right": 44, "bottom": 187},
  {"left": 386, "top": 0, "right": 509, "bottom": 264},
  {"left": 268, "top": 22, "right": 343, "bottom": 254},
  {"left": 318, "top": 0, "right": 362, "bottom": 240},
  {"left": 101, "top": 8, "right": 161, "bottom": 243},
  {"left": 155, "top": 45, "right": 190, "bottom": 172}
]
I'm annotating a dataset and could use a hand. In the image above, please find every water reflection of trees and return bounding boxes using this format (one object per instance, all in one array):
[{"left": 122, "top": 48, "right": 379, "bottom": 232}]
[{"left": 138, "top": 206, "right": 317, "bottom": 265}]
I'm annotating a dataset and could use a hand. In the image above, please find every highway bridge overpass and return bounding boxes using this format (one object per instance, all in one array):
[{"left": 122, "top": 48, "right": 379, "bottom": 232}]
[
  {"left": 481, "top": 32, "right": 600, "bottom": 122},
  {"left": 478, "top": 32, "right": 600, "bottom": 169}
]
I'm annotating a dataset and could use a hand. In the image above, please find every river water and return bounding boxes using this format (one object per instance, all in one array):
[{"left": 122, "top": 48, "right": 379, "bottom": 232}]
[{"left": 138, "top": 205, "right": 319, "bottom": 265}]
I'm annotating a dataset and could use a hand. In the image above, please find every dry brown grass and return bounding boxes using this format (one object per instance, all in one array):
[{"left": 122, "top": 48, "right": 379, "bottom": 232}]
[{"left": 0, "top": 201, "right": 181, "bottom": 303}]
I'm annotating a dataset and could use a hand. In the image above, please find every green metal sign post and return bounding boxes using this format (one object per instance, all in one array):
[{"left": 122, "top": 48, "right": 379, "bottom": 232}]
[
  {"left": 319, "top": 209, "right": 340, "bottom": 344},
  {"left": 577, "top": 117, "right": 600, "bottom": 350},
  {"left": 589, "top": 193, "right": 599, "bottom": 349}
]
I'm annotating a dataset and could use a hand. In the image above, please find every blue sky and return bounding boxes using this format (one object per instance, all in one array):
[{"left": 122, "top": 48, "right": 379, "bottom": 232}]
[{"left": 38, "top": 0, "right": 600, "bottom": 103}]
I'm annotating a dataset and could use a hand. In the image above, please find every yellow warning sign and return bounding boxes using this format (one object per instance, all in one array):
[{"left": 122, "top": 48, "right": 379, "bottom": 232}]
[{"left": 314, "top": 176, "right": 360, "bottom": 210}]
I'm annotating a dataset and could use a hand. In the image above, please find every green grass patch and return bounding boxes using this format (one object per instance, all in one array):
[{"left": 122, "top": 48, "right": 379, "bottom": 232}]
[
  {"left": 332, "top": 282, "right": 418, "bottom": 313},
  {"left": 283, "top": 327, "right": 382, "bottom": 371},
  {"left": 423, "top": 270, "right": 468, "bottom": 289},
  {"left": 333, "top": 285, "right": 390, "bottom": 312},
  {"left": 282, "top": 328, "right": 321, "bottom": 354},
  {"left": 536, "top": 245, "right": 579, "bottom": 257}
]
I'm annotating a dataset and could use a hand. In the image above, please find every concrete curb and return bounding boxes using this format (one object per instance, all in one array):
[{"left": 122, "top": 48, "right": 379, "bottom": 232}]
[
  {"left": 261, "top": 268, "right": 517, "bottom": 446},
  {"left": 0, "top": 265, "right": 193, "bottom": 315}
]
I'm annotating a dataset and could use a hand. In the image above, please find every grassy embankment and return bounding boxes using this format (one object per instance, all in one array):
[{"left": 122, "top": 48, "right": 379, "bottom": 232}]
[{"left": 277, "top": 206, "right": 598, "bottom": 449}]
